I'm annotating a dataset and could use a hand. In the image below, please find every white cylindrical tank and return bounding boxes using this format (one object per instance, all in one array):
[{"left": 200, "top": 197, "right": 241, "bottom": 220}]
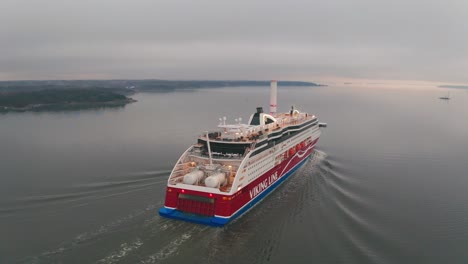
[
  {"left": 204, "top": 172, "right": 226, "bottom": 188},
  {"left": 183, "top": 170, "right": 204, "bottom": 185},
  {"left": 270, "top": 80, "right": 277, "bottom": 116}
]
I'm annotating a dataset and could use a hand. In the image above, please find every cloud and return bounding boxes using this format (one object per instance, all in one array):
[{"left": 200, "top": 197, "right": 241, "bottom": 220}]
[{"left": 1, "top": 0, "right": 467, "bottom": 82}]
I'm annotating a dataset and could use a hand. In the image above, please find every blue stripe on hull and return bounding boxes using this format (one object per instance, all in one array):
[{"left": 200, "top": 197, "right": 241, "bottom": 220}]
[{"left": 158, "top": 154, "right": 311, "bottom": 227}]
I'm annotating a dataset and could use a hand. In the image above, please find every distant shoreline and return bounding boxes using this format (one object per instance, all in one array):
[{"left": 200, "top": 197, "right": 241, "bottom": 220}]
[
  {"left": 438, "top": 85, "right": 468, "bottom": 89},
  {"left": 0, "top": 79, "right": 325, "bottom": 93},
  {"left": 0, "top": 80, "right": 323, "bottom": 113}
]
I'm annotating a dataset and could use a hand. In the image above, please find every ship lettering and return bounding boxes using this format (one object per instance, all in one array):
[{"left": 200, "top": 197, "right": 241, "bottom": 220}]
[
  {"left": 249, "top": 172, "right": 279, "bottom": 199},
  {"left": 268, "top": 172, "right": 279, "bottom": 184}
]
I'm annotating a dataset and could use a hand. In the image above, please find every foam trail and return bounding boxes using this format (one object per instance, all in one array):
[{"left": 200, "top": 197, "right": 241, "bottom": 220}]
[
  {"left": 141, "top": 233, "right": 193, "bottom": 263},
  {"left": 97, "top": 238, "right": 144, "bottom": 264}
]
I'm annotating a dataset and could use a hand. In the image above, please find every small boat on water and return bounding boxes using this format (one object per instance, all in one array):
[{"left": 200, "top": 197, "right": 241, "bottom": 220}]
[{"left": 439, "top": 91, "right": 450, "bottom": 100}]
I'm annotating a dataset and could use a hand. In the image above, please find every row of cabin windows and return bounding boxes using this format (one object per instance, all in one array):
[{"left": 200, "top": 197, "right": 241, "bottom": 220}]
[
  {"left": 245, "top": 133, "right": 312, "bottom": 182},
  {"left": 247, "top": 157, "right": 272, "bottom": 182},
  {"left": 247, "top": 135, "right": 307, "bottom": 176}
]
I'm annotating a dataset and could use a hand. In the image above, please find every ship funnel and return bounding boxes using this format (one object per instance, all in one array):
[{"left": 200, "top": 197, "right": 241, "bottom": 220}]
[{"left": 270, "top": 80, "right": 277, "bottom": 116}]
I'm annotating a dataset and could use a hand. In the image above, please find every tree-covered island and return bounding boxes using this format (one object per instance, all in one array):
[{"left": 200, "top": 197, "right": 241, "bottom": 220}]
[
  {"left": 0, "top": 89, "right": 136, "bottom": 112},
  {"left": 0, "top": 79, "right": 324, "bottom": 112}
]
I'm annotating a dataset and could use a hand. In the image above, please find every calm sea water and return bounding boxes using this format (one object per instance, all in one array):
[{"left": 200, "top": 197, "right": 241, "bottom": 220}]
[{"left": 1, "top": 85, "right": 468, "bottom": 264}]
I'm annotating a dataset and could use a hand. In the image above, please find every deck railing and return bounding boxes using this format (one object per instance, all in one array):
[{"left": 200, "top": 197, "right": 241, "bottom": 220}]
[{"left": 200, "top": 114, "right": 314, "bottom": 143}]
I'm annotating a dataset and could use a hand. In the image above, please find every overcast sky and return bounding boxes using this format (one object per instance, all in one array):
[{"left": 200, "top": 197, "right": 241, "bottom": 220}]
[{"left": 1, "top": 0, "right": 467, "bottom": 83}]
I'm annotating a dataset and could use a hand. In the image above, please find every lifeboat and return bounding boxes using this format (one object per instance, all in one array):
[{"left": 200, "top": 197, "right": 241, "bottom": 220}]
[{"left": 289, "top": 148, "right": 295, "bottom": 156}]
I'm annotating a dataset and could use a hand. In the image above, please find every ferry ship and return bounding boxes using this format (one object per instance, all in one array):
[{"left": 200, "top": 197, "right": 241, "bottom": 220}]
[{"left": 159, "top": 81, "right": 323, "bottom": 226}]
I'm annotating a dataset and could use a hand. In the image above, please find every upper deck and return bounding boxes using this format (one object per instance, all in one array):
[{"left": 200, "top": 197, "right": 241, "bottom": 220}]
[{"left": 201, "top": 111, "right": 316, "bottom": 145}]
